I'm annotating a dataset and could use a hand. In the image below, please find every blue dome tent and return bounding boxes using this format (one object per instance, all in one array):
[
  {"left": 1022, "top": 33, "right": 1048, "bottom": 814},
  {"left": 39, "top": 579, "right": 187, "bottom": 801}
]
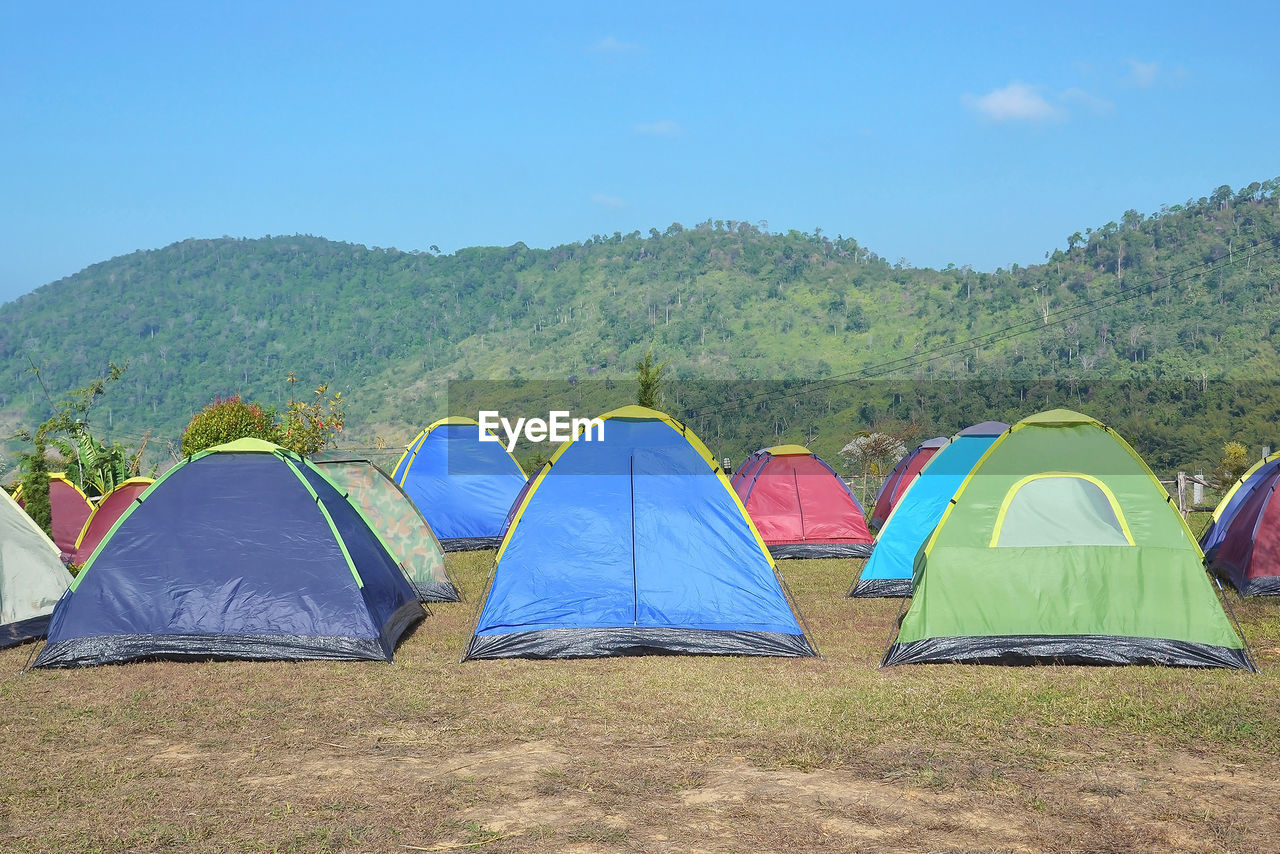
[
  {"left": 393, "top": 417, "right": 528, "bottom": 551},
  {"left": 464, "top": 406, "right": 818, "bottom": 660}
]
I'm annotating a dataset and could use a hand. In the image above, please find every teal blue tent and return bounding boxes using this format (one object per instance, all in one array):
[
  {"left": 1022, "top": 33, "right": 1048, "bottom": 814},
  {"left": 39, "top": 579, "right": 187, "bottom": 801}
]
[{"left": 850, "top": 421, "right": 1007, "bottom": 597}]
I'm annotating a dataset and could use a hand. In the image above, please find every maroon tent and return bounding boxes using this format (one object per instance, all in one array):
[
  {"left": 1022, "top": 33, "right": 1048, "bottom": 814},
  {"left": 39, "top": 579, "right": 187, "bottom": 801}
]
[
  {"left": 1208, "top": 464, "right": 1280, "bottom": 595},
  {"left": 17, "top": 474, "right": 93, "bottom": 561},
  {"left": 869, "top": 437, "right": 948, "bottom": 529},
  {"left": 71, "top": 478, "right": 154, "bottom": 565},
  {"left": 731, "top": 445, "right": 873, "bottom": 559}
]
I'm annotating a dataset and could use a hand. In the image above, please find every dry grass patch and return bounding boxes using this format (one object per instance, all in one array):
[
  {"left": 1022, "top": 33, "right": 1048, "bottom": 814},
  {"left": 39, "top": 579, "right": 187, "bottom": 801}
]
[{"left": 0, "top": 552, "right": 1277, "bottom": 852}]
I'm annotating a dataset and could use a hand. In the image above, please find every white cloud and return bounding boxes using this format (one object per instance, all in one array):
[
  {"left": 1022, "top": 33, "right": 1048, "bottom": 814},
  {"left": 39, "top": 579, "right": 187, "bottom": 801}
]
[
  {"left": 591, "top": 193, "right": 626, "bottom": 210},
  {"left": 1129, "top": 60, "right": 1160, "bottom": 87},
  {"left": 1061, "top": 87, "right": 1114, "bottom": 115},
  {"left": 635, "top": 119, "right": 682, "bottom": 138},
  {"left": 964, "top": 82, "right": 1063, "bottom": 122},
  {"left": 588, "top": 36, "right": 641, "bottom": 55}
]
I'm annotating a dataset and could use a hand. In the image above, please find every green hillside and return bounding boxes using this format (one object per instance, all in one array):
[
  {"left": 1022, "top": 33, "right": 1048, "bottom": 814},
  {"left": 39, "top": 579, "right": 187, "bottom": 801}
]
[{"left": 3, "top": 180, "right": 1280, "bottom": 476}]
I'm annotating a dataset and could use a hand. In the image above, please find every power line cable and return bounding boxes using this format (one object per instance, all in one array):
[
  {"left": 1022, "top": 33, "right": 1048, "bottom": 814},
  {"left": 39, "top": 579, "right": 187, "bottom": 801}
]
[{"left": 680, "top": 234, "right": 1280, "bottom": 419}]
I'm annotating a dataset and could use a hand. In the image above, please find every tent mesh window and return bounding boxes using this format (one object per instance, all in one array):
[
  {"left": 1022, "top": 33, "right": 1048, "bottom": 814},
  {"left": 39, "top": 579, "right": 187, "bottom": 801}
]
[{"left": 993, "top": 475, "right": 1132, "bottom": 548}]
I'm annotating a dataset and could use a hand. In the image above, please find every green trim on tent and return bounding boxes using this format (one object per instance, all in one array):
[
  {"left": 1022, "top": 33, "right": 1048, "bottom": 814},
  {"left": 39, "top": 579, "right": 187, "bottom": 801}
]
[
  {"left": 279, "top": 454, "right": 365, "bottom": 589},
  {"left": 70, "top": 458, "right": 189, "bottom": 592}
]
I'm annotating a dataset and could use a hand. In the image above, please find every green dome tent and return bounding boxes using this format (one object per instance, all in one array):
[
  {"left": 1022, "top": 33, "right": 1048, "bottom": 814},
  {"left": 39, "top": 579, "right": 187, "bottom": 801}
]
[{"left": 883, "top": 409, "right": 1252, "bottom": 670}]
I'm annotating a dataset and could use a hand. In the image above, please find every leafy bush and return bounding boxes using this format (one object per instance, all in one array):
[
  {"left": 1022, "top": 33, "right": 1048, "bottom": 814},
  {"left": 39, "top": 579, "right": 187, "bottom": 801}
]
[
  {"left": 1213, "top": 441, "right": 1252, "bottom": 488},
  {"left": 277, "top": 375, "right": 345, "bottom": 456},
  {"left": 181, "top": 395, "right": 280, "bottom": 456}
]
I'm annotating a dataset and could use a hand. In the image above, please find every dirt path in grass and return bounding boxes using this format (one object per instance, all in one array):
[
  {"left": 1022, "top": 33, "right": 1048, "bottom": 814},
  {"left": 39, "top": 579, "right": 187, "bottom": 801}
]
[{"left": 16, "top": 732, "right": 1269, "bottom": 854}]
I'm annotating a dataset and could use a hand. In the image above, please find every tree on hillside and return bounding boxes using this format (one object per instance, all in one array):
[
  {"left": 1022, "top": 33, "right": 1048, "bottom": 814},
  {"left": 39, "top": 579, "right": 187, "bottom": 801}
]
[{"left": 635, "top": 349, "right": 668, "bottom": 410}]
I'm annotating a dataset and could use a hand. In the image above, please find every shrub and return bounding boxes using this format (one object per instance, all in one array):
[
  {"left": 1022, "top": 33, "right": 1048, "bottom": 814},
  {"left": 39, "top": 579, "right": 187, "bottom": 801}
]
[
  {"left": 181, "top": 395, "right": 280, "bottom": 456},
  {"left": 277, "top": 375, "right": 345, "bottom": 456}
]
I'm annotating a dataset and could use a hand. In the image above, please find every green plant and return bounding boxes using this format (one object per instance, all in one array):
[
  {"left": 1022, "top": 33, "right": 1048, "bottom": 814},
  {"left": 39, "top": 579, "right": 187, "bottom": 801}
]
[
  {"left": 12, "top": 362, "right": 139, "bottom": 532},
  {"left": 1213, "top": 441, "right": 1251, "bottom": 488},
  {"left": 277, "top": 374, "right": 345, "bottom": 456},
  {"left": 15, "top": 434, "right": 54, "bottom": 538},
  {"left": 180, "top": 395, "right": 281, "bottom": 456},
  {"left": 635, "top": 348, "right": 668, "bottom": 410}
]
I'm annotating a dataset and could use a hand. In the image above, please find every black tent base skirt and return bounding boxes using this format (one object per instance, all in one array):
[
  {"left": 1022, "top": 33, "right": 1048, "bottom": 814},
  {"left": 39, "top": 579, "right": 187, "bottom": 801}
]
[
  {"left": 465, "top": 626, "right": 817, "bottom": 660},
  {"left": 882, "top": 634, "right": 1255, "bottom": 671},
  {"left": 848, "top": 578, "right": 912, "bottom": 598},
  {"left": 440, "top": 536, "right": 503, "bottom": 552},
  {"left": 0, "top": 614, "right": 52, "bottom": 649},
  {"left": 1238, "top": 577, "right": 1280, "bottom": 596},
  {"left": 34, "top": 602, "right": 425, "bottom": 668},
  {"left": 769, "top": 542, "right": 872, "bottom": 560},
  {"left": 414, "top": 580, "right": 463, "bottom": 603}
]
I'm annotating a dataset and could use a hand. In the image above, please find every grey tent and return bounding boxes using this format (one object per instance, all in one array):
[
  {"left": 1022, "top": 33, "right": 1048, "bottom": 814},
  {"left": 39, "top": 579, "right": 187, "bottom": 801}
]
[{"left": 1, "top": 488, "right": 73, "bottom": 647}]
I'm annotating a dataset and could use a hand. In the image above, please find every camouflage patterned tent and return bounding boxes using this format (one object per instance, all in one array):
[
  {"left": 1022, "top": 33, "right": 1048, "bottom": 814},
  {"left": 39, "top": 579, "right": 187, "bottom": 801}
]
[{"left": 312, "top": 451, "right": 461, "bottom": 602}]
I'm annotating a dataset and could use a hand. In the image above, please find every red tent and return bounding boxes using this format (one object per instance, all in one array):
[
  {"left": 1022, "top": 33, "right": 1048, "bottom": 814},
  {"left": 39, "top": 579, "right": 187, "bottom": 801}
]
[
  {"left": 71, "top": 478, "right": 154, "bottom": 565},
  {"left": 1209, "top": 465, "right": 1280, "bottom": 595},
  {"left": 869, "top": 437, "right": 948, "bottom": 529},
  {"left": 731, "top": 445, "right": 873, "bottom": 559}
]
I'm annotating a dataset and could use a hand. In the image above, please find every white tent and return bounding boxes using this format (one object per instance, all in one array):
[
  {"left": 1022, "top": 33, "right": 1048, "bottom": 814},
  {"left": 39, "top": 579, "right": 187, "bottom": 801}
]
[{"left": 1, "top": 488, "right": 73, "bottom": 648}]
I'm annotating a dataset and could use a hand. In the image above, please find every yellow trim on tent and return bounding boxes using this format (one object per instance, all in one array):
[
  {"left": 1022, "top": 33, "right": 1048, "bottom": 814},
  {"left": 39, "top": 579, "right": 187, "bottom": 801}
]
[
  {"left": 50, "top": 473, "right": 91, "bottom": 502},
  {"left": 1212, "top": 451, "right": 1280, "bottom": 522},
  {"left": 920, "top": 426, "right": 1011, "bottom": 561},
  {"left": 72, "top": 477, "right": 155, "bottom": 551},
  {"left": 988, "top": 471, "right": 1135, "bottom": 548},
  {"left": 494, "top": 405, "right": 774, "bottom": 568},
  {"left": 204, "top": 437, "right": 283, "bottom": 454},
  {"left": 1104, "top": 424, "right": 1204, "bottom": 552},
  {"left": 764, "top": 444, "right": 812, "bottom": 456},
  {"left": 394, "top": 416, "right": 527, "bottom": 488},
  {"left": 392, "top": 430, "right": 429, "bottom": 487},
  {"left": 593, "top": 405, "right": 720, "bottom": 469},
  {"left": 428, "top": 416, "right": 482, "bottom": 429}
]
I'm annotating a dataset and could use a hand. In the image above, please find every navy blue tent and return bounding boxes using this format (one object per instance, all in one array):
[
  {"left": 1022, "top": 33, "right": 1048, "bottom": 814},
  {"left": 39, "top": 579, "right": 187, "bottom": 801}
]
[
  {"left": 392, "top": 417, "right": 528, "bottom": 551},
  {"left": 464, "top": 406, "right": 817, "bottom": 660},
  {"left": 34, "top": 439, "right": 424, "bottom": 668}
]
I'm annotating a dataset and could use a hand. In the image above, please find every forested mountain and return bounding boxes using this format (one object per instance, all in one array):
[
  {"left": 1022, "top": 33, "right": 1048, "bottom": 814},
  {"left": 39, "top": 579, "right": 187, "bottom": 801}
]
[{"left": 3, "top": 179, "right": 1279, "bottom": 476}]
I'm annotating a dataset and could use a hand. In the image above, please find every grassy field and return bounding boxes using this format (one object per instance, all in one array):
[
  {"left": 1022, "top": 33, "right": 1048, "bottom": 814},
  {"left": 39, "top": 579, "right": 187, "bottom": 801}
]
[{"left": 2, "top": 552, "right": 1278, "bottom": 853}]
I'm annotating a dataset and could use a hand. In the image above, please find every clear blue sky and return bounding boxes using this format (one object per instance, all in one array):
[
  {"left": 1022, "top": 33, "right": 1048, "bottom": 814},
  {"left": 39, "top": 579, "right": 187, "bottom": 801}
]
[{"left": 3, "top": 1, "right": 1277, "bottom": 304}]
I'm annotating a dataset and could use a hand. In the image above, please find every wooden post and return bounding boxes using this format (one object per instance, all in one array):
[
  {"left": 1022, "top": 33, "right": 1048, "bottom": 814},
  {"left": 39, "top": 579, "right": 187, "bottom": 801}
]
[{"left": 1176, "top": 471, "right": 1187, "bottom": 518}]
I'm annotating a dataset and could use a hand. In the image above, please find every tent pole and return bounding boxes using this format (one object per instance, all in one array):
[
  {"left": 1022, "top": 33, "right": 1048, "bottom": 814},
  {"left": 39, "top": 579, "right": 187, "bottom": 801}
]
[{"left": 630, "top": 454, "right": 638, "bottom": 626}]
